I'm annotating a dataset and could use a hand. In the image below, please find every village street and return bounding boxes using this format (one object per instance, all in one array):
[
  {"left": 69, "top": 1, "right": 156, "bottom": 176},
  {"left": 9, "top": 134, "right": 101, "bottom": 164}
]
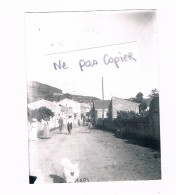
[{"left": 29, "top": 125, "right": 161, "bottom": 183}]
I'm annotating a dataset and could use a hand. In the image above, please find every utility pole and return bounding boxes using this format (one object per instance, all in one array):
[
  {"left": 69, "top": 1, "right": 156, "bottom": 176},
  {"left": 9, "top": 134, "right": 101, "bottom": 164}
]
[{"left": 102, "top": 77, "right": 104, "bottom": 128}]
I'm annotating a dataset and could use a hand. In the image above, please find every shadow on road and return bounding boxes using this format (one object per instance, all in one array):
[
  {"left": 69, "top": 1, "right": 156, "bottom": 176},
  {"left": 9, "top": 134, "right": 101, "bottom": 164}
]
[
  {"left": 49, "top": 175, "right": 65, "bottom": 183},
  {"left": 38, "top": 136, "right": 52, "bottom": 139},
  {"left": 53, "top": 132, "right": 69, "bottom": 135},
  {"left": 78, "top": 131, "right": 91, "bottom": 134}
]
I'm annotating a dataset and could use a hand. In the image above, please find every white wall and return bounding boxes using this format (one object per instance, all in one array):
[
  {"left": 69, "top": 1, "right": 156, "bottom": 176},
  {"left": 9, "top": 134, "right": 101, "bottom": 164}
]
[{"left": 58, "top": 99, "right": 81, "bottom": 114}]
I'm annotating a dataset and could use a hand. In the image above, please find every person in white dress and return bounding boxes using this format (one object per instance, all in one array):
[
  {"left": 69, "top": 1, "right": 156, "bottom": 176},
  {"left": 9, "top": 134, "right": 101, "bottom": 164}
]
[
  {"left": 30, "top": 118, "right": 38, "bottom": 141},
  {"left": 43, "top": 117, "right": 50, "bottom": 139}
]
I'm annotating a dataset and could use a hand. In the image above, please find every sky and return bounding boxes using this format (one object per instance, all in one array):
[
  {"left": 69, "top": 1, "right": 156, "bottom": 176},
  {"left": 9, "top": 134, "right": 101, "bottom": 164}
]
[{"left": 26, "top": 10, "right": 158, "bottom": 100}]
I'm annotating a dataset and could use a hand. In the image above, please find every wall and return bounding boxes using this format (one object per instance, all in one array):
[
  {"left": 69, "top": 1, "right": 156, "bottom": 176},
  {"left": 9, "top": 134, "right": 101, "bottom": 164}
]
[
  {"left": 149, "top": 97, "right": 160, "bottom": 141},
  {"left": 95, "top": 109, "right": 109, "bottom": 125}
]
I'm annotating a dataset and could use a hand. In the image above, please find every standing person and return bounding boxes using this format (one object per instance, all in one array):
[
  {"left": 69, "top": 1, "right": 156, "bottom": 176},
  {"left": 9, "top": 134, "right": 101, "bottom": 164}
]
[
  {"left": 58, "top": 115, "right": 63, "bottom": 133},
  {"left": 67, "top": 116, "right": 73, "bottom": 134},
  {"left": 78, "top": 118, "right": 80, "bottom": 126},
  {"left": 30, "top": 118, "right": 38, "bottom": 141},
  {"left": 83, "top": 116, "right": 86, "bottom": 126},
  {"left": 43, "top": 117, "right": 50, "bottom": 139}
]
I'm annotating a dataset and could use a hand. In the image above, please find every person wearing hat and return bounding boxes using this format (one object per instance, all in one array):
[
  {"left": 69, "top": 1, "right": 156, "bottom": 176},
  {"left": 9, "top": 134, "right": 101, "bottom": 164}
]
[
  {"left": 67, "top": 115, "right": 73, "bottom": 134},
  {"left": 30, "top": 118, "right": 38, "bottom": 141}
]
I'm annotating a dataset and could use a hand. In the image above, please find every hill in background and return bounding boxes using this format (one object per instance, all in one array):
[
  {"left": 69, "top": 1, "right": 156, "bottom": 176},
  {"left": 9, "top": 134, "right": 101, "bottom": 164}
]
[{"left": 27, "top": 81, "right": 100, "bottom": 104}]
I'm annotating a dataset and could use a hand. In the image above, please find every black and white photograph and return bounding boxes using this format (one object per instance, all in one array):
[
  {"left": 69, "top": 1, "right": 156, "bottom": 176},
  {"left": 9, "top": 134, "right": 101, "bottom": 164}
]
[{"left": 26, "top": 10, "right": 161, "bottom": 184}]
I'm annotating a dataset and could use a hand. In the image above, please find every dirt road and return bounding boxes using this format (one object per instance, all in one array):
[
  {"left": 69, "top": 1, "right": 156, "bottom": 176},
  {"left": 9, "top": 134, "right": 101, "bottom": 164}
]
[{"left": 29, "top": 125, "right": 161, "bottom": 183}]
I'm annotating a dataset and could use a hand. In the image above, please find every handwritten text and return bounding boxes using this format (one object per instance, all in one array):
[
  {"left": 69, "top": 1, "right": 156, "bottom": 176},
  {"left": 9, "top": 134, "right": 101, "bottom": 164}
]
[{"left": 53, "top": 52, "right": 137, "bottom": 71}]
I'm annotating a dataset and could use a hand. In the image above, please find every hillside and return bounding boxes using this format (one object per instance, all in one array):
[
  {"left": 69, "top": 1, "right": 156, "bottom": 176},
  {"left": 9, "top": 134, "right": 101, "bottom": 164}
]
[
  {"left": 63, "top": 93, "right": 99, "bottom": 104},
  {"left": 27, "top": 81, "right": 63, "bottom": 103},
  {"left": 27, "top": 81, "right": 99, "bottom": 104}
]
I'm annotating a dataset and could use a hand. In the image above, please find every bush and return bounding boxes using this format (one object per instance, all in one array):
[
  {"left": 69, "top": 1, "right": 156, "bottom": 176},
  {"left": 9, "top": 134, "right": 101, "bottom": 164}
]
[
  {"left": 28, "top": 107, "right": 54, "bottom": 122},
  {"left": 114, "top": 110, "right": 149, "bottom": 131}
]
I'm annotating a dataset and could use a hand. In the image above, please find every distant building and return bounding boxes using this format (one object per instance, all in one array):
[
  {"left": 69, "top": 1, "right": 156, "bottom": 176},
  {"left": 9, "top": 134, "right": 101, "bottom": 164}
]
[
  {"left": 59, "top": 104, "right": 72, "bottom": 119},
  {"left": 80, "top": 103, "right": 91, "bottom": 116},
  {"left": 58, "top": 98, "right": 81, "bottom": 116},
  {"left": 93, "top": 100, "right": 111, "bottom": 126}
]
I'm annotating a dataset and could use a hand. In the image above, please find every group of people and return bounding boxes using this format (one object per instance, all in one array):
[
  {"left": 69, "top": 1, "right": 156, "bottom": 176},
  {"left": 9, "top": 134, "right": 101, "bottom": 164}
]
[
  {"left": 29, "top": 115, "right": 74, "bottom": 141},
  {"left": 56, "top": 114, "right": 73, "bottom": 134},
  {"left": 29, "top": 114, "right": 94, "bottom": 141},
  {"left": 29, "top": 117, "right": 51, "bottom": 141}
]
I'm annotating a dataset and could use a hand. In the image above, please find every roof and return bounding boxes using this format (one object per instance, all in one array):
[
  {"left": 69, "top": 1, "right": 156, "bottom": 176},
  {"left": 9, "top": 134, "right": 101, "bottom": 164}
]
[
  {"left": 80, "top": 102, "right": 91, "bottom": 107},
  {"left": 112, "top": 97, "right": 139, "bottom": 112},
  {"left": 28, "top": 99, "right": 53, "bottom": 110},
  {"left": 28, "top": 99, "right": 74, "bottom": 115},
  {"left": 143, "top": 98, "right": 152, "bottom": 106},
  {"left": 93, "top": 100, "right": 111, "bottom": 110}
]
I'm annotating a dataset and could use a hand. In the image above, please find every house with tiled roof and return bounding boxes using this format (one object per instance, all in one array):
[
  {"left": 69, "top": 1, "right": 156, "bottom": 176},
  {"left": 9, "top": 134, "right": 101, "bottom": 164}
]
[
  {"left": 92, "top": 97, "right": 140, "bottom": 129},
  {"left": 109, "top": 97, "right": 139, "bottom": 120}
]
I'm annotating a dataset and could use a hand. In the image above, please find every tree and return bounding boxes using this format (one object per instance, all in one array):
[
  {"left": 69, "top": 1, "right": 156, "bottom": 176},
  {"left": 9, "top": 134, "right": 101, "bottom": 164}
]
[
  {"left": 139, "top": 101, "right": 147, "bottom": 112},
  {"left": 114, "top": 110, "right": 149, "bottom": 131},
  {"left": 130, "top": 92, "right": 147, "bottom": 112},
  {"left": 135, "top": 92, "right": 144, "bottom": 103},
  {"left": 28, "top": 107, "right": 54, "bottom": 122},
  {"left": 148, "top": 88, "right": 159, "bottom": 98},
  {"left": 130, "top": 92, "right": 144, "bottom": 104}
]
